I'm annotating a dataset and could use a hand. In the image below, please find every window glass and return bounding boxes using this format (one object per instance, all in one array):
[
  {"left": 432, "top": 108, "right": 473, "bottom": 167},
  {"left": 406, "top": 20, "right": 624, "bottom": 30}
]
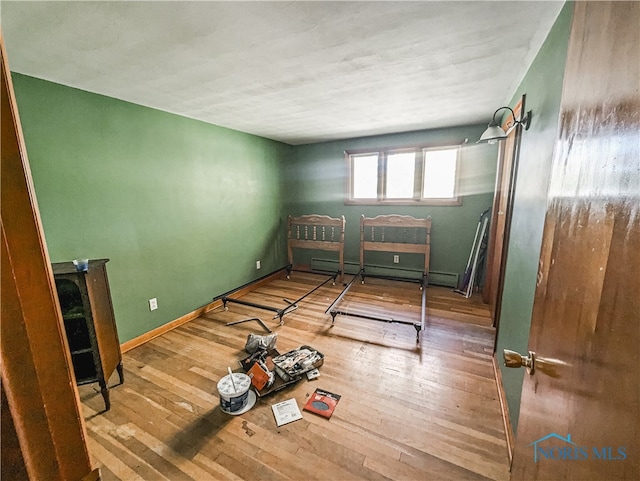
[
  {"left": 352, "top": 154, "right": 378, "bottom": 199},
  {"left": 423, "top": 147, "right": 458, "bottom": 198},
  {"left": 386, "top": 152, "right": 415, "bottom": 199}
]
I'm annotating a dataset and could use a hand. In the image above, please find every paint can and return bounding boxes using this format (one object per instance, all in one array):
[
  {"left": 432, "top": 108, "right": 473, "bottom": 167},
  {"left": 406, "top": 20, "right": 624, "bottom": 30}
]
[{"left": 217, "top": 372, "right": 252, "bottom": 414}]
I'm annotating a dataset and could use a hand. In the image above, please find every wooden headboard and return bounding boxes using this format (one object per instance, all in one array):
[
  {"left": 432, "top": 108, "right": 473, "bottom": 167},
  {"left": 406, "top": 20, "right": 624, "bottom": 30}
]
[
  {"left": 360, "top": 214, "right": 432, "bottom": 278},
  {"left": 287, "top": 214, "right": 346, "bottom": 282}
]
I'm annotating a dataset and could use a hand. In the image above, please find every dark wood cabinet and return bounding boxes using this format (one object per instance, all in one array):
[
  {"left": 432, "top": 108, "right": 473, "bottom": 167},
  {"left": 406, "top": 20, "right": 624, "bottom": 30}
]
[{"left": 52, "top": 258, "right": 123, "bottom": 411}]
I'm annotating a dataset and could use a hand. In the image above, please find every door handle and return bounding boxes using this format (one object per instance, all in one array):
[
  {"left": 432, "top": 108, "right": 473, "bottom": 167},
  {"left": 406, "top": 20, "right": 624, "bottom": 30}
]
[
  {"left": 503, "top": 349, "right": 568, "bottom": 378},
  {"left": 503, "top": 349, "right": 536, "bottom": 374}
]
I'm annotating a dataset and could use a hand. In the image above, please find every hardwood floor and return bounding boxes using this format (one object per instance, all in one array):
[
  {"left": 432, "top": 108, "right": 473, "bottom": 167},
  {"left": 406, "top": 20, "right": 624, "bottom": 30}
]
[
  {"left": 79, "top": 272, "right": 509, "bottom": 480},
  {"left": 426, "top": 287, "right": 492, "bottom": 327}
]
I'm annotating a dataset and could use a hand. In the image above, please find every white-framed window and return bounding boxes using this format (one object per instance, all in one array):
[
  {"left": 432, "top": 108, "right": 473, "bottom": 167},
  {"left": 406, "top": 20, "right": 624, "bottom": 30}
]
[{"left": 346, "top": 145, "right": 461, "bottom": 205}]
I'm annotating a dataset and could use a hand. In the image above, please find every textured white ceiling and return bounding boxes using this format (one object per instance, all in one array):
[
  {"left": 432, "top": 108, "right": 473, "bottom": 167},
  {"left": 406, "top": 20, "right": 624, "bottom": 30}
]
[{"left": 1, "top": 1, "right": 564, "bottom": 145}]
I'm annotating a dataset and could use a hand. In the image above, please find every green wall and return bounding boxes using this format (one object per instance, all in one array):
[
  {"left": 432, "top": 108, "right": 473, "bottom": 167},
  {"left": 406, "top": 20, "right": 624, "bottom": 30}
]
[
  {"left": 495, "top": 2, "right": 573, "bottom": 433},
  {"left": 13, "top": 74, "right": 291, "bottom": 343},
  {"left": 12, "top": 1, "right": 571, "bottom": 384},
  {"left": 287, "top": 126, "right": 498, "bottom": 279}
]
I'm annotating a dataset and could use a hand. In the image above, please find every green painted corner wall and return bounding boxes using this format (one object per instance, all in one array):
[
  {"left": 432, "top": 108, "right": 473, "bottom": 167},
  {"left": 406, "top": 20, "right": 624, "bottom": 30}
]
[
  {"left": 495, "top": 1, "right": 573, "bottom": 433},
  {"left": 11, "top": 1, "right": 570, "bottom": 381},
  {"left": 12, "top": 74, "right": 291, "bottom": 343},
  {"left": 287, "top": 126, "right": 499, "bottom": 279}
]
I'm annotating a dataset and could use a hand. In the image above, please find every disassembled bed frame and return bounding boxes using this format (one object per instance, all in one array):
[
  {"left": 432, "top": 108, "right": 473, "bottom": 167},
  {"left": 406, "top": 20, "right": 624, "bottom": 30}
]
[
  {"left": 221, "top": 214, "right": 345, "bottom": 325},
  {"left": 326, "top": 214, "right": 432, "bottom": 344}
]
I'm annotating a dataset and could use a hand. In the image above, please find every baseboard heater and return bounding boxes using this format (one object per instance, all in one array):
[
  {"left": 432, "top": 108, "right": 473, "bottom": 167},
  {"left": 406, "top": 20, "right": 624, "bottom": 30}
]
[{"left": 310, "top": 258, "right": 458, "bottom": 288}]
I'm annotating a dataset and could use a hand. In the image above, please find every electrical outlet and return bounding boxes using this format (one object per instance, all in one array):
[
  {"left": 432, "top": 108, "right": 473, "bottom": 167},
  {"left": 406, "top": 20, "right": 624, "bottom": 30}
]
[
  {"left": 256, "top": 260, "right": 261, "bottom": 270},
  {"left": 393, "top": 255, "right": 400, "bottom": 264},
  {"left": 149, "top": 298, "right": 158, "bottom": 311}
]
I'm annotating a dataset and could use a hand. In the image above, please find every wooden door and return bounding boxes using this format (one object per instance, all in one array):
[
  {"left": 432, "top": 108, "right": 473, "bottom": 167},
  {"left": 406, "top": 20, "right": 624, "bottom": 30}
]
[
  {"left": 1, "top": 33, "right": 97, "bottom": 480},
  {"left": 510, "top": 2, "right": 639, "bottom": 479}
]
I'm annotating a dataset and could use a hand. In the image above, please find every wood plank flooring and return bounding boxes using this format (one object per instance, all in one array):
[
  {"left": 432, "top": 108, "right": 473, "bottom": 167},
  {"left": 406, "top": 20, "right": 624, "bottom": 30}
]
[
  {"left": 79, "top": 272, "right": 509, "bottom": 480},
  {"left": 426, "top": 286, "right": 492, "bottom": 327}
]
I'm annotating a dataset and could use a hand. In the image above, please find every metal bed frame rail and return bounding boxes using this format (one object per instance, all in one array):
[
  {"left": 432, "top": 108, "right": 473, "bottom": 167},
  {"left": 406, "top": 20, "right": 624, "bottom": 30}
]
[
  {"left": 326, "top": 270, "right": 427, "bottom": 344},
  {"left": 326, "top": 214, "right": 431, "bottom": 344},
  {"left": 219, "top": 213, "right": 346, "bottom": 326},
  {"left": 222, "top": 269, "right": 339, "bottom": 325}
]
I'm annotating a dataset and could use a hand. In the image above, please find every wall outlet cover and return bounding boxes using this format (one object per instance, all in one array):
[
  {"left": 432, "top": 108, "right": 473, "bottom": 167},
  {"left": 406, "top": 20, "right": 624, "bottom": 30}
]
[{"left": 149, "top": 298, "right": 158, "bottom": 311}]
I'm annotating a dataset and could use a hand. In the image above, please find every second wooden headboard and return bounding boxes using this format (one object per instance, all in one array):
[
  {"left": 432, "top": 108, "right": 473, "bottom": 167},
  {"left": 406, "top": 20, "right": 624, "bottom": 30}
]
[
  {"left": 360, "top": 214, "right": 432, "bottom": 280},
  {"left": 287, "top": 214, "right": 346, "bottom": 282}
]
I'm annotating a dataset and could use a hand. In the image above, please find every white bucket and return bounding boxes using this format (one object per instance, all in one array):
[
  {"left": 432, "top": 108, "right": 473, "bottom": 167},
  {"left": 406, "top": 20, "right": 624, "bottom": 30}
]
[{"left": 217, "top": 372, "right": 251, "bottom": 413}]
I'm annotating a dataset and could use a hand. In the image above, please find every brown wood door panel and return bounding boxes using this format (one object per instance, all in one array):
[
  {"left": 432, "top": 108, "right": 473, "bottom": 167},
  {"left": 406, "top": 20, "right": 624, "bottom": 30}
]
[
  {"left": 1, "top": 34, "right": 95, "bottom": 481},
  {"left": 510, "top": 2, "right": 639, "bottom": 479},
  {"left": 87, "top": 265, "right": 122, "bottom": 378}
]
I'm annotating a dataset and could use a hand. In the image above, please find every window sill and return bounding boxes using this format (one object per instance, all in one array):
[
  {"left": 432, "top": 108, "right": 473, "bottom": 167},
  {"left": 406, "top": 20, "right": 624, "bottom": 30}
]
[{"left": 345, "top": 198, "right": 462, "bottom": 207}]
